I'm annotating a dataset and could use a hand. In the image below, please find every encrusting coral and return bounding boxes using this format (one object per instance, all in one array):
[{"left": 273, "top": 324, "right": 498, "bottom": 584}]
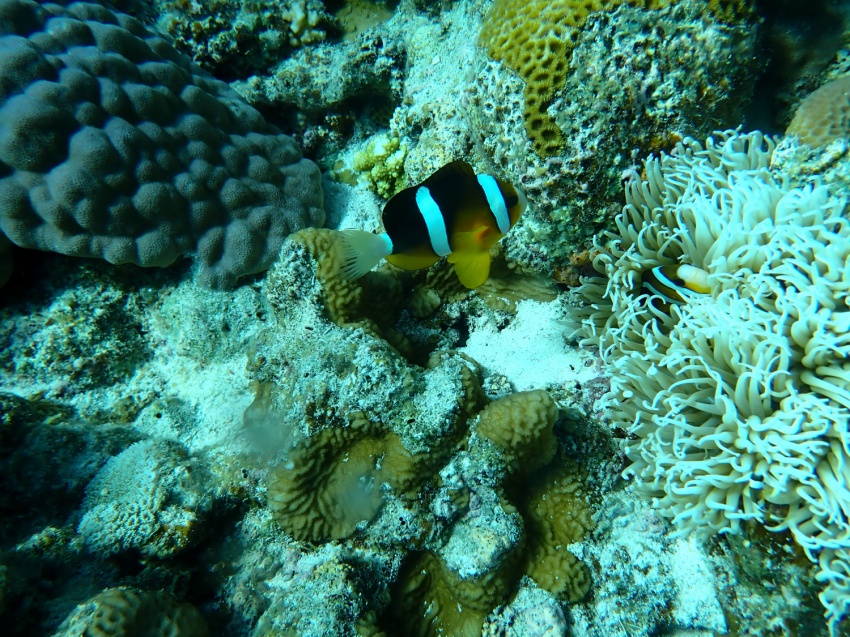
[
  {"left": 470, "top": 0, "right": 760, "bottom": 280},
  {"left": 376, "top": 391, "right": 593, "bottom": 636},
  {"left": 77, "top": 440, "right": 213, "bottom": 558},
  {"left": 568, "top": 129, "right": 850, "bottom": 633},
  {"left": 156, "top": 0, "right": 331, "bottom": 81},
  {"left": 257, "top": 233, "right": 596, "bottom": 633}
]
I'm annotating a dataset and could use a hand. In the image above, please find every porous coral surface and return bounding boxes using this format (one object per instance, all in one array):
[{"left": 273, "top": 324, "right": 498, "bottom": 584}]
[{"left": 155, "top": 0, "right": 331, "bottom": 81}]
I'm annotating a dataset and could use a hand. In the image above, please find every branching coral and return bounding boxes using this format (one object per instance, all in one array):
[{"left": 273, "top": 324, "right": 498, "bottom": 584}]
[{"left": 568, "top": 130, "right": 850, "bottom": 633}]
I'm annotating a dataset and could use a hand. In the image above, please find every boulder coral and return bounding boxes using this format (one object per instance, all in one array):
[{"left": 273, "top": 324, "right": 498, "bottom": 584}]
[
  {"left": 568, "top": 130, "right": 850, "bottom": 633},
  {"left": 0, "top": 0, "right": 323, "bottom": 288}
]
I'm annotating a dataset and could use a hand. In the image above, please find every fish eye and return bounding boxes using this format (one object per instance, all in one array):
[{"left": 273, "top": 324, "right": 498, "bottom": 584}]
[{"left": 505, "top": 194, "right": 519, "bottom": 207}]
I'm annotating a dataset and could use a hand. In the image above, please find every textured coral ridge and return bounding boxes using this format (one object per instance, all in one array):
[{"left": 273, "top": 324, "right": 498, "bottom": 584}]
[
  {"left": 53, "top": 587, "right": 208, "bottom": 637},
  {"left": 262, "top": 233, "right": 595, "bottom": 635},
  {"left": 786, "top": 75, "right": 850, "bottom": 148},
  {"left": 569, "top": 130, "right": 850, "bottom": 632},
  {"left": 0, "top": 0, "right": 323, "bottom": 288}
]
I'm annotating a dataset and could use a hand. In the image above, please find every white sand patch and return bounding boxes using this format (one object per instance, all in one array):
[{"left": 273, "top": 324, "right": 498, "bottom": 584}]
[
  {"left": 461, "top": 299, "right": 596, "bottom": 392},
  {"left": 670, "top": 535, "right": 727, "bottom": 632}
]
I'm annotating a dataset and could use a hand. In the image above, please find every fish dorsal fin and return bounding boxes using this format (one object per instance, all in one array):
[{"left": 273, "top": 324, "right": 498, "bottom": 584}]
[
  {"left": 421, "top": 160, "right": 476, "bottom": 192},
  {"left": 448, "top": 247, "right": 491, "bottom": 289}
]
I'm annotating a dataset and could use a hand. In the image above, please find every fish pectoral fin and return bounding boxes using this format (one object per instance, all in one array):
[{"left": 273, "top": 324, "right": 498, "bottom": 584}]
[
  {"left": 449, "top": 250, "right": 491, "bottom": 289},
  {"left": 451, "top": 225, "right": 492, "bottom": 253}
]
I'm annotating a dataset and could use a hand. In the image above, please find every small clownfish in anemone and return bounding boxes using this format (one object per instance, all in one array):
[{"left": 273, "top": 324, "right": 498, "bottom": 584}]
[
  {"left": 639, "top": 263, "right": 713, "bottom": 312},
  {"left": 334, "top": 161, "right": 527, "bottom": 289}
]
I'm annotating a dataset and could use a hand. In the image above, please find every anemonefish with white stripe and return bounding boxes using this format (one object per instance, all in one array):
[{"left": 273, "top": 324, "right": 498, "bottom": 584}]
[
  {"left": 335, "top": 161, "right": 527, "bottom": 289},
  {"left": 640, "top": 263, "right": 712, "bottom": 312}
]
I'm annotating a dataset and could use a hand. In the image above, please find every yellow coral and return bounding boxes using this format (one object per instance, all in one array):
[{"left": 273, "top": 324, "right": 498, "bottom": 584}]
[
  {"left": 786, "top": 75, "right": 850, "bottom": 148},
  {"left": 479, "top": 0, "right": 653, "bottom": 155},
  {"left": 352, "top": 132, "right": 408, "bottom": 198},
  {"left": 480, "top": 0, "right": 752, "bottom": 156}
]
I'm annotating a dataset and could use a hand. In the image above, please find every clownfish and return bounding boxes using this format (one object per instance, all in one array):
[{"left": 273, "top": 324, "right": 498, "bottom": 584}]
[
  {"left": 335, "top": 161, "right": 527, "bottom": 289},
  {"left": 640, "top": 263, "right": 712, "bottom": 311}
]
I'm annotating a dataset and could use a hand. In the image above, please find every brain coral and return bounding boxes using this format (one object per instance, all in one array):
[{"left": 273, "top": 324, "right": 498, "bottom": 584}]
[
  {"left": 77, "top": 440, "right": 213, "bottom": 558},
  {"left": 0, "top": 0, "right": 324, "bottom": 288},
  {"left": 267, "top": 411, "right": 418, "bottom": 543},
  {"left": 568, "top": 130, "right": 850, "bottom": 633},
  {"left": 786, "top": 75, "right": 850, "bottom": 148},
  {"left": 53, "top": 587, "right": 207, "bottom": 637}
]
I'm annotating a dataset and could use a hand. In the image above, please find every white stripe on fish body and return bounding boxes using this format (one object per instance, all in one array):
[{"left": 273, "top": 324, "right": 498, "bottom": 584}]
[
  {"left": 477, "top": 174, "right": 510, "bottom": 234},
  {"left": 416, "top": 185, "right": 452, "bottom": 257},
  {"left": 652, "top": 266, "right": 678, "bottom": 291}
]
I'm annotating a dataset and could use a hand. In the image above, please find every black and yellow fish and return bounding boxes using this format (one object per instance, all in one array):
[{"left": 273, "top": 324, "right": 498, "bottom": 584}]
[
  {"left": 640, "top": 263, "right": 712, "bottom": 311},
  {"left": 335, "top": 161, "right": 527, "bottom": 289}
]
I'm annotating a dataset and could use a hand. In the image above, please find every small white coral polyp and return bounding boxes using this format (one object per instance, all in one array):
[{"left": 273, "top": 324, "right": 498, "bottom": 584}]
[{"left": 570, "top": 130, "right": 850, "bottom": 632}]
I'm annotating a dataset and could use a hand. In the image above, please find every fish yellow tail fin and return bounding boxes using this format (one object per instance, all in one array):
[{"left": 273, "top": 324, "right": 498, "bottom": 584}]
[
  {"left": 335, "top": 230, "right": 393, "bottom": 280},
  {"left": 448, "top": 249, "right": 491, "bottom": 289}
]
